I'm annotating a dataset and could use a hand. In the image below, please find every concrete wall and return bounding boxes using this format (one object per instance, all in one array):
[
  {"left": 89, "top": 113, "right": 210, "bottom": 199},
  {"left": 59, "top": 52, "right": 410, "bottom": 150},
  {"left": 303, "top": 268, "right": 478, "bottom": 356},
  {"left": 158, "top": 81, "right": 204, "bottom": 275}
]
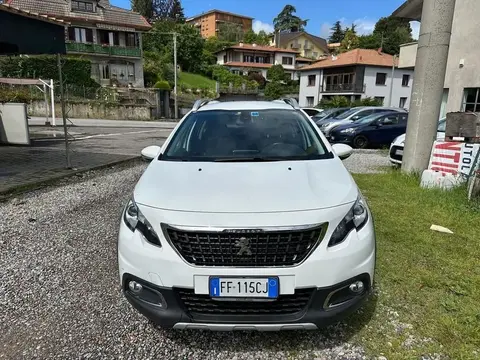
[
  {"left": 444, "top": 0, "right": 480, "bottom": 112},
  {"left": 364, "top": 66, "right": 414, "bottom": 108},
  {"left": 274, "top": 53, "right": 296, "bottom": 71},
  {"left": 299, "top": 70, "right": 321, "bottom": 107},
  {"left": 28, "top": 101, "right": 152, "bottom": 121}
]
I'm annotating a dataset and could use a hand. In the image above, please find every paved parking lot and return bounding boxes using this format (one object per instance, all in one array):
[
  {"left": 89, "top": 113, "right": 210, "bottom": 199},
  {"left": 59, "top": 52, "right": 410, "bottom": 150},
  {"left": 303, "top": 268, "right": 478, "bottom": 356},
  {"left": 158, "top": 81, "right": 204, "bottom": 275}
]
[{"left": 0, "top": 151, "right": 388, "bottom": 359}]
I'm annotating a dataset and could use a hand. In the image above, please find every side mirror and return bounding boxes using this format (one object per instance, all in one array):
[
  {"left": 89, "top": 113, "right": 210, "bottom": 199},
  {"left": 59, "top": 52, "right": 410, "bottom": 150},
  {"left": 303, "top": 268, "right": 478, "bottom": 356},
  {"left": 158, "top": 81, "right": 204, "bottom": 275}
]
[
  {"left": 332, "top": 143, "right": 353, "bottom": 160},
  {"left": 141, "top": 145, "right": 161, "bottom": 161},
  {"left": 351, "top": 115, "right": 360, "bottom": 121}
]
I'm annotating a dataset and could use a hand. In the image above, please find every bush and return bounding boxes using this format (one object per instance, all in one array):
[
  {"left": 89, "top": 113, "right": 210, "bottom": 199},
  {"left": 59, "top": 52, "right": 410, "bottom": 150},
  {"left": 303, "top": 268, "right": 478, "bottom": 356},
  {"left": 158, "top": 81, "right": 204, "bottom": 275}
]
[
  {"left": 154, "top": 80, "right": 171, "bottom": 90},
  {"left": 0, "top": 55, "right": 98, "bottom": 88},
  {"left": 144, "top": 70, "right": 159, "bottom": 88},
  {"left": 264, "top": 81, "right": 284, "bottom": 100},
  {"left": 319, "top": 96, "right": 351, "bottom": 109},
  {"left": 248, "top": 72, "right": 266, "bottom": 88}
]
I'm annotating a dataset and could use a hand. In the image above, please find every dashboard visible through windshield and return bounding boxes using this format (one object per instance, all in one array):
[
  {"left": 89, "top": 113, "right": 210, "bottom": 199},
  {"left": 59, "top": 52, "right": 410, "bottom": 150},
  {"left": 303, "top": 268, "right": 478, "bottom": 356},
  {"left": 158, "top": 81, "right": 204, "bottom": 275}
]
[{"left": 162, "top": 109, "right": 332, "bottom": 162}]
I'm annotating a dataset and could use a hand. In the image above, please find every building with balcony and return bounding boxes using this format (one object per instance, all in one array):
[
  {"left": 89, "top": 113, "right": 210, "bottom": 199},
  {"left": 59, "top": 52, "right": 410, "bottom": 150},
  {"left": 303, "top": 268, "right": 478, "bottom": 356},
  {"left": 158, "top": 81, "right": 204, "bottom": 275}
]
[
  {"left": 6, "top": 0, "right": 151, "bottom": 87},
  {"left": 298, "top": 49, "right": 414, "bottom": 108},
  {"left": 271, "top": 31, "right": 329, "bottom": 60},
  {"left": 216, "top": 43, "right": 300, "bottom": 80},
  {"left": 186, "top": 9, "right": 252, "bottom": 39},
  {"left": 393, "top": 0, "right": 480, "bottom": 117}
]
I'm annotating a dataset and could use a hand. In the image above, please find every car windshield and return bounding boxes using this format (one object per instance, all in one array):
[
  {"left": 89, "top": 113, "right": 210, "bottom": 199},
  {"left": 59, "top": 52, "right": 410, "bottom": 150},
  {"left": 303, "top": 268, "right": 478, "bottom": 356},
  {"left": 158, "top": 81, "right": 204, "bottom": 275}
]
[
  {"left": 162, "top": 109, "right": 331, "bottom": 162},
  {"left": 313, "top": 108, "right": 335, "bottom": 120},
  {"left": 438, "top": 118, "right": 446, "bottom": 132},
  {"left": 335, "top": 108, "right": 360, "bottom": 120},
  {"left": 355, "top": 113, "right": 387, "bottom": 125}
]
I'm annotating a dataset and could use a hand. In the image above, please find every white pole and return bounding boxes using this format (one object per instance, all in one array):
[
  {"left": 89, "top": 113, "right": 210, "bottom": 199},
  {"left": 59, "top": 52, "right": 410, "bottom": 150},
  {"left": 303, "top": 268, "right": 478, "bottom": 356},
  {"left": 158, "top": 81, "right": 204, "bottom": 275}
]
[
  {"left": 173, "top": 32, "right": 178, "bottom": 119},
  {"left": 43, "top": 83, "right": 50, "bottom": 126},
  {"left": 389, "top": 55, "right": 396, "bottom": 107},
  {"left": 50, "top": 79, "right": 56, "bottom": 126}
]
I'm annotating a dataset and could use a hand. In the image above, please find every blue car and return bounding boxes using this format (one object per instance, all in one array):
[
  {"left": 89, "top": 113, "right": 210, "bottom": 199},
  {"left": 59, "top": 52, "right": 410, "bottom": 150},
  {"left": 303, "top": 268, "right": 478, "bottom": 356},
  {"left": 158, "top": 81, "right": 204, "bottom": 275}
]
[{"left": 329, "top": 112, "right": 409, "bottom": 149}]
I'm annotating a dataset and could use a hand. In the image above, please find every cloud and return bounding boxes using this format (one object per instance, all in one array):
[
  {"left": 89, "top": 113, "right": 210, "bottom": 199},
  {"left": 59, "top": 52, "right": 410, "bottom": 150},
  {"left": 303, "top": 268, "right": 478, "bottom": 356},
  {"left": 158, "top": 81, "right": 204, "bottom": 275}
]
[
  {"left": 252, "top": 20, "right": 274, "bottom": 34},
  {"left": 320, "top": 23, "right": 331, "bottom": 39},
  {"left": 410, "top": 21, "right": 420, "bottom": 39},
  {"left": 352, "top": 18, "right": 376, "bottom": 35}
]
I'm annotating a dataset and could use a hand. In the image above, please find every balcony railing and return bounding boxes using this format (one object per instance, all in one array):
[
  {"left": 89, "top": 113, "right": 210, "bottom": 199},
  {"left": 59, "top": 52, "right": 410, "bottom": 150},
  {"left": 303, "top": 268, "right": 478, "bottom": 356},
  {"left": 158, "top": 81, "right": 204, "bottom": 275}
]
[
  {"left": 304, "top": 43, "right": 312, "bottom": 50},
  {"left": 66, "top": 42, "right": 141, "bottom": 58},
  {"left": 291, "top": 43, "right": 301, "bottom": 49},
  {"left": 322, "top": 83, "right": 365, "bottom": 93}
]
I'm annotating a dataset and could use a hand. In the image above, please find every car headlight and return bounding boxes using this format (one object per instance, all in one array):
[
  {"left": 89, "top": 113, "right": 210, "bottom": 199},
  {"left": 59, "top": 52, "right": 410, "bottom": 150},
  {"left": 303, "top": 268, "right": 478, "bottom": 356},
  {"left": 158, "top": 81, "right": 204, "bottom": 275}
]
[
  {"left": 123, "top": 198, "right": 161, "bottom": 246},
  {"left": 340, "top": 128, "right": 356, "bottom": 134},
  {"left": 328, "top": 195, "right": 368, "bottom": 247},
  {"left": 321, "top": 123, "right": 331, "bottom": 129}
]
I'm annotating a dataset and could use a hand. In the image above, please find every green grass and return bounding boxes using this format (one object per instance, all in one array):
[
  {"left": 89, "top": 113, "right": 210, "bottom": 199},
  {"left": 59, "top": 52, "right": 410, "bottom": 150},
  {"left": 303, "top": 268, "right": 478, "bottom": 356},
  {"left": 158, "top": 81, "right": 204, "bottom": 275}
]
[
  {"left": 178, "top": 72, "right": 216, "bottom": 90},
  {"left": 348, "top": 171, "right": 480, "bottom": 359}
]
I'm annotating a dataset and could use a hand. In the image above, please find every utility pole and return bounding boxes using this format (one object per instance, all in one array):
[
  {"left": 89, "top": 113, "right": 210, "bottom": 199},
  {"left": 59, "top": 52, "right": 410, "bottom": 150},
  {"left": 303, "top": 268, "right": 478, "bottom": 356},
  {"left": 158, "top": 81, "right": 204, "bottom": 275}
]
[
  {"left": 173, "top": 32, "right": 178, "bottom": 119},
  {"left": 57, "top": 54, "right": 72, "bottom": 169},
  {"left": 389, "top": 54, "right": 397, "bottom": 107},
  {"left": 401, "top": 0, "right": 456, "bottom": 173}
]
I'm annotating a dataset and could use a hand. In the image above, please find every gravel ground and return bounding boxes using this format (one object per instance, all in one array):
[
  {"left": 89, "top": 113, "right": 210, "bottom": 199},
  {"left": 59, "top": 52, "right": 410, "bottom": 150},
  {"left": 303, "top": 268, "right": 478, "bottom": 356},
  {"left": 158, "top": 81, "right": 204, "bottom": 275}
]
[
  {"left": 0, "top": 152, "right": 387, "bottom": 359},
  {"left": 343, "top": 150, "right": 391, "bottom": 174}
]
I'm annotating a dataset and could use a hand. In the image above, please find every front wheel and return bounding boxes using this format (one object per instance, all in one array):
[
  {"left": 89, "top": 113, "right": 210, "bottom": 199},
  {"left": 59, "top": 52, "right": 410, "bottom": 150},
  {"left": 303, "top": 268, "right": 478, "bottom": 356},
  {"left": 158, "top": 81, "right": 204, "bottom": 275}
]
[{"left": 353, "top": 135, "right": 369, "bottom": 149}]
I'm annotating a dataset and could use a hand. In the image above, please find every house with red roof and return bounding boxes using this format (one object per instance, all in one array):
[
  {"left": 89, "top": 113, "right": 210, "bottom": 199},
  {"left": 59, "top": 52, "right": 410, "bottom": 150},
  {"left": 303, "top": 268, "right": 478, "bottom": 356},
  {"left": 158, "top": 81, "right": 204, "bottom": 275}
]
[
  {"left": 5, "top": 0, "right": 151, "bottom": 87},
  {"left": 298, "top": 48, "right": 415, "bottom": 108}
]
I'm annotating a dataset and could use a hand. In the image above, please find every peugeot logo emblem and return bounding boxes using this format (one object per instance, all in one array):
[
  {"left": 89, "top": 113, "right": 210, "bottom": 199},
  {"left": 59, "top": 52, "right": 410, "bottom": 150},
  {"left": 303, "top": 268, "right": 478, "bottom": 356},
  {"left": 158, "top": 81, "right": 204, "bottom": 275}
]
[{"left": 235, "top": 237, "right": 252, "bottom": 256}]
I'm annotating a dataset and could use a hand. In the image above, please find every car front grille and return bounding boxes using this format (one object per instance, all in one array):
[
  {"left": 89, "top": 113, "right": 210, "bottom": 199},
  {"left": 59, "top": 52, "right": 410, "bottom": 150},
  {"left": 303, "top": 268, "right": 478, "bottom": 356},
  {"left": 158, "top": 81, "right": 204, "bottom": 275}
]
[
  {"left": 390, "top": 145, "right": 403, "bottom": 161},
  {"left": 176, "top": 288, "right": 314, "bottom": 316},
  {"left": 163, "top": 224, "right": 327, "bottom": 267}
]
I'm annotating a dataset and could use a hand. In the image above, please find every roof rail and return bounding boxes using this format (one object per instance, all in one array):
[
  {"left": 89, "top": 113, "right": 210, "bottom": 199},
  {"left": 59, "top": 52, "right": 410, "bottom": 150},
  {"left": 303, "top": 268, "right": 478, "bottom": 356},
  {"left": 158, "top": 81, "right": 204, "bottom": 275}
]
[
  {"left": 192, "top": 98, "right": 213, "bottom": 112},
  {"left": 277, "top": 97, "right": 300, "bottom": 110}
]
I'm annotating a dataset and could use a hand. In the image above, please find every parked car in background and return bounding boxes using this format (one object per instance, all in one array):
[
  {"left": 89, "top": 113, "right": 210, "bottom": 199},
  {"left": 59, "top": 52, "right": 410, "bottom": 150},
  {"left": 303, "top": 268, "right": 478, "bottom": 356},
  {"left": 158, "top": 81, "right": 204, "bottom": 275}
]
[
  {"left": 302, "top": 107, "right": 324, "bottom": 118},
  {"left": 318, "top": 107, "right": 407, "bottom": 138},
  {"left": 330, "top": 112, "right": 409, "bottom": 149},
  {"left": 389, "top": 118, "right": 446, "bottom": 165},
  {"left": 312, "top": 108, "right": 351, "bottom": 124}
]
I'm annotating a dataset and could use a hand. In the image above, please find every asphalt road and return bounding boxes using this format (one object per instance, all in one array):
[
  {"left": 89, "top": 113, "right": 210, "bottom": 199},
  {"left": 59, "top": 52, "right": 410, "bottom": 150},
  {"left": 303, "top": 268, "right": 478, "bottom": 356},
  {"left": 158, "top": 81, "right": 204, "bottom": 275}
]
[{"left": 0, "top": 154, "right": 389, "bottom": 359}]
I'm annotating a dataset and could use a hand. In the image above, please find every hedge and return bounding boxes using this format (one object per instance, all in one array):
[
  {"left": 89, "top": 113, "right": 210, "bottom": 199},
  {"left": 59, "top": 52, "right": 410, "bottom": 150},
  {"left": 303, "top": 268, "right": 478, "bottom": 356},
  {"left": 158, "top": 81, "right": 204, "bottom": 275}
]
[{"left": 0, "top": 55, "right": 99, "bottom": 88}]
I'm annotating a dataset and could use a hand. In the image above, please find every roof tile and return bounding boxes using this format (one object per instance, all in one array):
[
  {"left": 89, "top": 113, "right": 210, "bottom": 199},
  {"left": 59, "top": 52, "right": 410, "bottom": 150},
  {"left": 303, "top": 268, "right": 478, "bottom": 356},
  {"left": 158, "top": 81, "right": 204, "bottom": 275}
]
[{"left": 300, "top": 49, "right": 397, "bottom": 70}]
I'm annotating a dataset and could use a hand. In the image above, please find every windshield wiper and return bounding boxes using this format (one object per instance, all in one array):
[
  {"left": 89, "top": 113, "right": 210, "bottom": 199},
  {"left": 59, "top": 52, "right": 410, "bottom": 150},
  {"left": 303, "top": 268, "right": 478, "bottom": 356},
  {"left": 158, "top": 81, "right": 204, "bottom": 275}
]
[{"left": 213, "top": 157, "right": 282, "bottom": 162}]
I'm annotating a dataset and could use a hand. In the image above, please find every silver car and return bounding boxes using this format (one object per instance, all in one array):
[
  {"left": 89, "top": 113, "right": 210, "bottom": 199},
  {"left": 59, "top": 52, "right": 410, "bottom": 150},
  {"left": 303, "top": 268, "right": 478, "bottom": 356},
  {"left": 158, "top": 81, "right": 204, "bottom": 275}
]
[{"left": 320, "top": 107, "right": 408, "bottom": 138}]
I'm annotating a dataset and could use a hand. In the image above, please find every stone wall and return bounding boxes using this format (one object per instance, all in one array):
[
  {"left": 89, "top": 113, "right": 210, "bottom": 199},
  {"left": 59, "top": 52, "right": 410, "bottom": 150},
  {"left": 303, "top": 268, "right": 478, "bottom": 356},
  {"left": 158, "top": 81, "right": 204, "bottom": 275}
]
[{"left": 28, "top": 100, "right": 153, "bottom": 121}]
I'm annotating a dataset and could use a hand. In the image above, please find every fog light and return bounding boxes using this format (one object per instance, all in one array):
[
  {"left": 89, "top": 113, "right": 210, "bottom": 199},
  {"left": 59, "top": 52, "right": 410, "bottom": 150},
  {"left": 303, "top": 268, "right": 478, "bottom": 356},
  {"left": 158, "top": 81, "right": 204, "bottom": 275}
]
[
  {"left": 128, "top": 281, "right": 143, "bottom": 293},
  {"left": 349, "top": 281, "right": 364, "bottom": 293}
]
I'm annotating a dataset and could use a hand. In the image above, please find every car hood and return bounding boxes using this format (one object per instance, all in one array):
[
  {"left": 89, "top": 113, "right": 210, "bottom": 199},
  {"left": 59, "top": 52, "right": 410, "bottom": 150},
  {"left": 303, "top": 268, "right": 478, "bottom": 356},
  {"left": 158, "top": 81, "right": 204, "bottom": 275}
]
[
  {"left": 134, "top": 160, "right": 358, "bottom": 213},
  {"left": 392, "top": 132, "right": 445, "bottom": 146}
]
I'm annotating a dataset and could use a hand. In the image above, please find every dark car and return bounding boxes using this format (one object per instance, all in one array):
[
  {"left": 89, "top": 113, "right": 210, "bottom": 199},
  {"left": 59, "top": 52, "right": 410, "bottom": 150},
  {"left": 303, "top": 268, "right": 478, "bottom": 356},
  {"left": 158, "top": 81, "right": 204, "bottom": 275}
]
[
  {"left": 313, "top": 108, "right": 350, "bottom": 124},
  {"left": 329, "top": 112, "right": 409, "bottom": 149}
]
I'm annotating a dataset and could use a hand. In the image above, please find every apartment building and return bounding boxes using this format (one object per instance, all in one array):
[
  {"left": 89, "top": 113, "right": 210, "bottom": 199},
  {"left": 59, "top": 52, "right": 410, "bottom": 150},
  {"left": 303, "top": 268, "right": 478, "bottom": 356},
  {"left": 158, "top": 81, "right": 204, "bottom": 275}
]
[
  {"left": 271, "top": 31, "right": 329, "bottom": 60},
  {"left": 186, "top": 9, "right": 253, "bottom": 39},
  {"left": 394, "top": 0, "right": 480, "bottom": 117},
  {"left": 216, "top": 43, "right": 300, "bottom": 80},
  {"left": 298, "top": 49, "right": 414, "bottom": 108},
  {"left": 6, "top": 0, "right": 151, "bottom": 87}
]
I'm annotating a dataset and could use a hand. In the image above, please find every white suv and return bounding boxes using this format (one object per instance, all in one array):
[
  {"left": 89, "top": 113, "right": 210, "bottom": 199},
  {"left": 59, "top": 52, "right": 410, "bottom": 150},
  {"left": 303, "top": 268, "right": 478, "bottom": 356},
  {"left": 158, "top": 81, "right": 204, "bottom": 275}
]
[{"left": 118, "top": 98, "right": 376, "bottom": 331}]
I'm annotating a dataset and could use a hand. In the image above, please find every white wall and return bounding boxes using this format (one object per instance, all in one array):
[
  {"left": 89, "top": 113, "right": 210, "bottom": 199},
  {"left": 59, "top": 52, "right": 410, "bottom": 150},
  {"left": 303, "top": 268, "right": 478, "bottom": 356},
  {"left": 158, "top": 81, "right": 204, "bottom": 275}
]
[
  {"left": 363, "top": 66, "right": 414, "bottom": 108},
  {"left": 274, "top": 53, "right": 296, "bottom": 71},
  {"left": 299, "top": 70, "right": 321, "bottom": 107},
  {"left": 216, "top": 51, "right": 226, "bottom": 64}
]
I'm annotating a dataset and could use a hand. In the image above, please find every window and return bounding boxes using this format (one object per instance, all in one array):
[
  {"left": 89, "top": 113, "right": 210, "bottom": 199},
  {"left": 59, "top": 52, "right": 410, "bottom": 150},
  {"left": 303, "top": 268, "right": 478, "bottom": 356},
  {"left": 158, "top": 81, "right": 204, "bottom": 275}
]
[
  {"left": 313, "top": 52, "right": 318, "bottom": 58},
  {"left": 162, "top": 109, "right": 330, "bottom": 162},
  {"left": 375, "top": 97, "right": 385, "bottom": 105},
  {"left": 380, "top": 114, "right": 399, "bottom": 125},
  {"left": 306, "top": 97, "right": 314, "bottom": 107},
  {"left": 376, "top": 73, "right": 387, "bottom": 85},
  {"left": 399, "top": 97, "right": 408, "bottom": 108},
  {"left": 69, "top": 27, "right": 93, "bottom": 43},
  {"left": 72, "top": 0, "right": 95, "bottom": 12},
  {"left": 462, "top": 88, "right": 480, "bottom": 112},
  {"left": 282, "top": 57, "right": 293, "bottom": 65},
  {"left": 126, "top": 33, "right": 136, "bottom": 47},
  {"left": 308, "top": 75, "right": 316, "bottom": 87},
  {"left": 402, "top": 74, "right": 410, "bottom": 86},
  {"left": 399, "top": 114, "right": 408, "bottom": 123},
  {"left": 100, "top": 64, "right": 110, "bottom": 80}
]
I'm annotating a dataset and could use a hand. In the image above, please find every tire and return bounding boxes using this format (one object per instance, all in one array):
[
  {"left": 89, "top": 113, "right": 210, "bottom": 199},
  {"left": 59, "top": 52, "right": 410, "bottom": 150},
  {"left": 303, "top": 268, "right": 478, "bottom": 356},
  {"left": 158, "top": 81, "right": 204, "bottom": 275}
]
[{"left": 353, "top": 135, "right": 369, "bottom": 149}]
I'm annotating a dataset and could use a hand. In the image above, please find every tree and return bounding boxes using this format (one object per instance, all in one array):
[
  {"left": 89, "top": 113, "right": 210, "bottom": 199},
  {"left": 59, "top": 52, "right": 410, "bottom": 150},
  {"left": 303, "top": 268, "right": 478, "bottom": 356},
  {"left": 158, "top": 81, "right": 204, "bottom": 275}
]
[
  {"left": 218, "top": 22, "right": 244, "bottom": 42},
  {"left": 264, "top": 81, "right": 283, "bottom": 100},
  {"left": 267, "top": 64, "right": 285, "bottom": 82},
  {"left": 168, "top": 0, "right": 185, "bottom": 23},
  {"left": 372, "top": 16, "right": 413, "bottom": 55},
  {"left": 329, "top": 21, "right": 344, "bottom": 43},
  {"left": 273, "top": 5, "right": 308, "bottom": 33},
  {"left": 131, "top": 0, "right": 154, "bottom": 22},
  {"left": 256, "top": 30, "right": 271, "bottom": 45},
  {"left": 243, "top": 30, "right": 258, "bottom": 44},
  {"left": 131, "top": 0, "right": 179, "bottom": 23},
  {"left": 358, "top": 34, "right": 381, "bottom": 50},
  {"left": 339, "top": 29, "right": 359, "bottom": 53}
]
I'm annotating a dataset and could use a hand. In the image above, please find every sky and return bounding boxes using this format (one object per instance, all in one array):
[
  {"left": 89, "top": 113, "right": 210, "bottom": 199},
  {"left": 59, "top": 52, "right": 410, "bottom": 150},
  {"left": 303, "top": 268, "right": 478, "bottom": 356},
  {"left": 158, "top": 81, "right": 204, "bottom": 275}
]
[{"left": 111, "top": 0, "right": 420, "bottom": 40}]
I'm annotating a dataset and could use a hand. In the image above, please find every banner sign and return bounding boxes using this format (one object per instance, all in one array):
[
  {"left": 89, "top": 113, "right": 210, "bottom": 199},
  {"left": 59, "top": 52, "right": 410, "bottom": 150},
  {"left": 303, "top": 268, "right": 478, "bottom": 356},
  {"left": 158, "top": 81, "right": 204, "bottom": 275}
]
[{"left": 428, "top": 141, "right": 480, "bottom": 177}]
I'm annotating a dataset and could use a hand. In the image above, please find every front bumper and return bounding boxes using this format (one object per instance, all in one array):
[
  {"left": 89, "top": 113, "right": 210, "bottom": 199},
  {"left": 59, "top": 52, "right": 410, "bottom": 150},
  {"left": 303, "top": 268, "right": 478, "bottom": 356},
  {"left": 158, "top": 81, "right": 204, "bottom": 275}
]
[
  {"left": 389, "top": 145, "right": 404, "bottom": 164},
  {"left": 123, "top": 273, "right": 372, "bottom": 330},
  {"left": 329, "top": 134, "right": 354, "bottom": 144}
]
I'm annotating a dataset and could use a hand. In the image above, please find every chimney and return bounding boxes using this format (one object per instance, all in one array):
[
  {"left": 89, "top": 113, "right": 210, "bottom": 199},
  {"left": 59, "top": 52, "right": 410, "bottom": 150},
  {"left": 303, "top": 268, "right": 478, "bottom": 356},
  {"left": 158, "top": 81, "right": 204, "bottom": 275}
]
[
  {"left": 275, "top": 30, "right": 280, "bottom": 48},
  {"left": 239, "top": 42, "right": 244, "bottom": 47},
  {"left": 377, "top": 47, "right": 383, "bottom": 54}
]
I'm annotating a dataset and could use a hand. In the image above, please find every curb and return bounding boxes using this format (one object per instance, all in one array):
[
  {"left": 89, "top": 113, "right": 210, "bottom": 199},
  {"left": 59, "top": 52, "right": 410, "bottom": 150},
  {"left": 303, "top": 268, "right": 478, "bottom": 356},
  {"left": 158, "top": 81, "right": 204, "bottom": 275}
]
[{"left": 0, "top": 156, "right": 141, "bottom": 200}]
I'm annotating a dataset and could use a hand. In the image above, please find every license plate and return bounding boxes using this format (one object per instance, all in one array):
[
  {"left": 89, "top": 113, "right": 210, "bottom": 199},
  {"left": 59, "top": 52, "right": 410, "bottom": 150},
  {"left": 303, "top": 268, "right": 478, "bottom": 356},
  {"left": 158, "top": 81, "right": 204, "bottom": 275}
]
[
  {"left": 209, "top": 277, "right": 279, "bottom": 298},
  {"left": 396, "top": 149, "right": 404, "bottom": 156}
]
